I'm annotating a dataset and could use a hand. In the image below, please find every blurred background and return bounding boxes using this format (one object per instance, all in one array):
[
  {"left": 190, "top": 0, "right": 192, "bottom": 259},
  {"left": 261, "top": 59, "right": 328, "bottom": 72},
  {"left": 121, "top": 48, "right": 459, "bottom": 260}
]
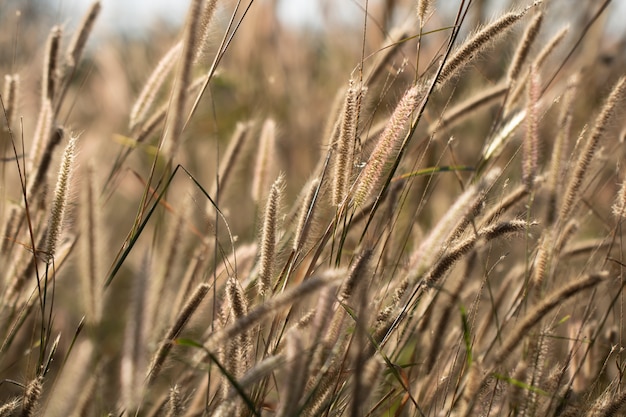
[{"left": 2, "top": 0, "right": 625, "bottom": 246}]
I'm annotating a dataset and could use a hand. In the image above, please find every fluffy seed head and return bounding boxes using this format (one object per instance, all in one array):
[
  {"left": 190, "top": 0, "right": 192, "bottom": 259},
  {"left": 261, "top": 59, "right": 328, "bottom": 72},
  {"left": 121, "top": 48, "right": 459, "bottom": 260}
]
[
  {"left": 66, "top": 1, "right": 101, "bottom": 69},
  {"left": 508, "top": 11, "right": 543, "bottom": 83},
  {"left": 438, "top": 9, "right": 529, "bottom": 87},
  {"left": 46, "top": 134, "right": 78, "bottom": 261},
  {"left": 258, "top": 175, "right": 284, "bottom": 297},
  {"left": 130, "top": 42, "right": 182, "bottom": 130},
  {"left": 613, "top": 179, "right": 626, "bottom": 218},
  {"left": 559, "top": 76, "right": 626, "bottom": 222},
  {"left": 42, "top": 26, "right": 62, "bottom": 103},
  {"left": 522, "top": 65, "right": 540, "bottom": 188},
  {"left": 3, "top": 74, "right": 19, "bottom": 130},
  {"left": 353, "top": 84, "right": 420, "bottom": 206},
  {"left": 333, "top": 80, "right": 359, "bottom": 206},
  {"left": 293, "top": 178, "right": 319, "bottom": 252},
  {"left": 21, "top": 377, "right": 43, "bottom": 417},
  {"left": 417, "top": 0, "right": 432, "bottom": 24}
]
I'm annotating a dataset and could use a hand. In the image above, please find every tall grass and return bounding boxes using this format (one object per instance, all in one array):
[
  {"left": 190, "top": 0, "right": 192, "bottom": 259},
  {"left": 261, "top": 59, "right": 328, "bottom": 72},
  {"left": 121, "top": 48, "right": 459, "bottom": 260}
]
[{"left": 0, "top": 0, "right": 625, "bottom": 416}]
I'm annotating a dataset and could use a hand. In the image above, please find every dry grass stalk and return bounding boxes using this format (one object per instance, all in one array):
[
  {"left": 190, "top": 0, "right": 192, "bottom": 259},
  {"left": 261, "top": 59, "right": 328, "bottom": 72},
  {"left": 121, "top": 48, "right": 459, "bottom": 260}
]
[
  {"left": 525, "top": 331, "right": 549, "bottom": 415},
  {"left": 321, "top": 87, "right": 346, "bottom": 152},
  {"left": 195, "top": 0, "right": 219, "bottom": 62},
  {"left": 251, "top": 118, "right": 277, "bottom": 203},
  {"left": 408, "top": 169, "right": 499, "bottom": 282},
  {"left": 333, "top": 80, "right": 359, "bottom": 206},
  {"left": 2, "top": 2, "right": 626, "bottom": 415},
  {"left": 26, "top": 128, "right": 64, "bottom": 215},
  {"left": 20, "top": 376, "right": 43, "bottom": 417},
  {"left": 2, "top": 74, "right": 19, "bottom": 130},
  {"left": 554, "top": 218, "right": 579, "bottom": 255},
  {"left": 561, "top": 238, "right": 611, "bottom": 259},
  {"left": 507, "top": 362, "right": 528, "bottom": 414},
  {"left": 0, "top": 205, "right": 18, "bottom": 254},
  {"left": 148, "top": 203, "right": 188, "bottom": 336},
  {"left": 258, "top": 175, "right": 283, "bottom": 297},
  {"left": 146, "top": 283, "right": 210, "bottom": 385},
  {"left": 349, "top": 311, "right": 368, "bottom": 417},
  {"left": 307, "top": 286, "right": 344, "bottom": 376},
  {"left": 65, "top": 1, "right": 101, "bottom": 70},
  {"left": 121, "top": 253, "right": 150, "bottom": 410},
  {"left": 348, "top": 254, "right": 372, "bottom": 417},
  {"left": 80, "top": 163, "right": 103, "bottom": 325},
  {"left": 425, "top": 219, "right": 531, "bottom": 287},
  {"left": 4, "top": 233, "right": 43, "bottom": 303},
  {"left": 613, "top": 179, "right": 626, "bottom": 218},
  {"left": 206, "top": 270, "right": 342, "bottom": 350},
  {"left": 494, "top": 271, "right": 606, "bottom": 366},
  {"left": 567, "top": 320, "right": 595, "bottom": 393},
  {"left": 546, "top": 73, "right": 578, "bottom": 222},
  {"left": 0, "top": 398, "right": 20, "bottom": 417},
  {"left": 129, "top": 42, "right": 182, "bottom": 131},
  {"left": 559, "top": 76, "right": 626, "bottom": 223},
  {"left": 593, "top": 388, "right": 626, "bottom": 417},
  {"left": 533, "top": 26, "right": 569, "bottom": 70},
  {"left": 437, "top": 7, "right": 532, "bottom": 87},
  {"left": 339, "top": 248, "right": 372, "bottom": 302},
  {"left": 165, "top": 385, "right": 183, "bottom": 417},
  {"left": 479, "top": 182, "right": 529, "bottom": 228},
  {"left": 211, "top": 121, "right": 252, "bottom": 198},
  {"left": 522, "top": 65, "right": 540, "bottom": 188},
  {"left": 28, "top": 98, "right": 53, "bottom": 175},
  {"left": 365, "top": 24, "right": 411, "bottom": 86},
  {"left": 482, "top": 109, "right": 526, "bottom": 163},
  {"left": 459, "top": 361, "right": 484, "bottom": 417},
  {"left": 507, "top": 25, "right": 569, "bottom": 112},
  {"left": 221, "top": 354, "right": 285, "bottom": 403},
  {"left": 293, "top": 177, "right": 320, "bottom": 252},
  {"left": 277, "top": 332, "right": 307, "bottom": 417},
  {"left": 417, "top": 0, "right": 432, "bottom": 24},
  {"left": 370, "top": 280, "right": 408, "bottom": 351},
  {"left": 134, "top": 76, "right": 205, "bottom": 145},
  {"left": 508, "top": 11, "right": 543, "bottom": 83},
  {"left": 425, "top": 274, "right": 465, "bottom": 372},
  {"left": 169, "top": 239, "right": 211, "bottom": 322},
  {"left": 42, "top": 26, "right": 62, "bottom": 104},
  {"left": 226, "top": 275, "right": 248, "bottom": 320},
  {"left": 301, "top": 365, "right": 341, "bottom": 417},
  {"left": 429, "top": 82, "right": 507, "bottom": 135},
  {"left": 310, "top": 286, "right": 338, "bottom": 345},
  {"left": 223, "top": 275, "right": 251, "bottom": 403},
  {"left": 353, "top": 357, "right": 382, "bottom": 415},
  {"left": 353, "top": 84, "right": 420, "bottom": 206},
  {"left": 162, "top": 0, "right": 202, "bottom": 160},
  {"left": 45, "top": 134, "right": 78, "bottom": 261},
  {"left": 531, "top": 230, "right": 552, "bottom": 288}
]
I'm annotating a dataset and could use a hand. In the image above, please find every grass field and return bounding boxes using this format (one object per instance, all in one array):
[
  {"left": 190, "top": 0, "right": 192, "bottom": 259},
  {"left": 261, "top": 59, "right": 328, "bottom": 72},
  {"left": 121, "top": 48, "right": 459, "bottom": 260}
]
[{"left": 1, "top": 0, "right": 626, "bottom": 415}]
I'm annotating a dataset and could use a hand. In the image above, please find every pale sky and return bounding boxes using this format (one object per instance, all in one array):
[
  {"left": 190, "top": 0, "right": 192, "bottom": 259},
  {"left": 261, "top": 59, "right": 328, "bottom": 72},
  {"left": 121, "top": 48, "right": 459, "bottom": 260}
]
[
  {"left": 60, "top": 0, "right": 626, "bottom": 39},
  {"left": 61, "top": 0, "right": 326, "bottom": 37}
]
